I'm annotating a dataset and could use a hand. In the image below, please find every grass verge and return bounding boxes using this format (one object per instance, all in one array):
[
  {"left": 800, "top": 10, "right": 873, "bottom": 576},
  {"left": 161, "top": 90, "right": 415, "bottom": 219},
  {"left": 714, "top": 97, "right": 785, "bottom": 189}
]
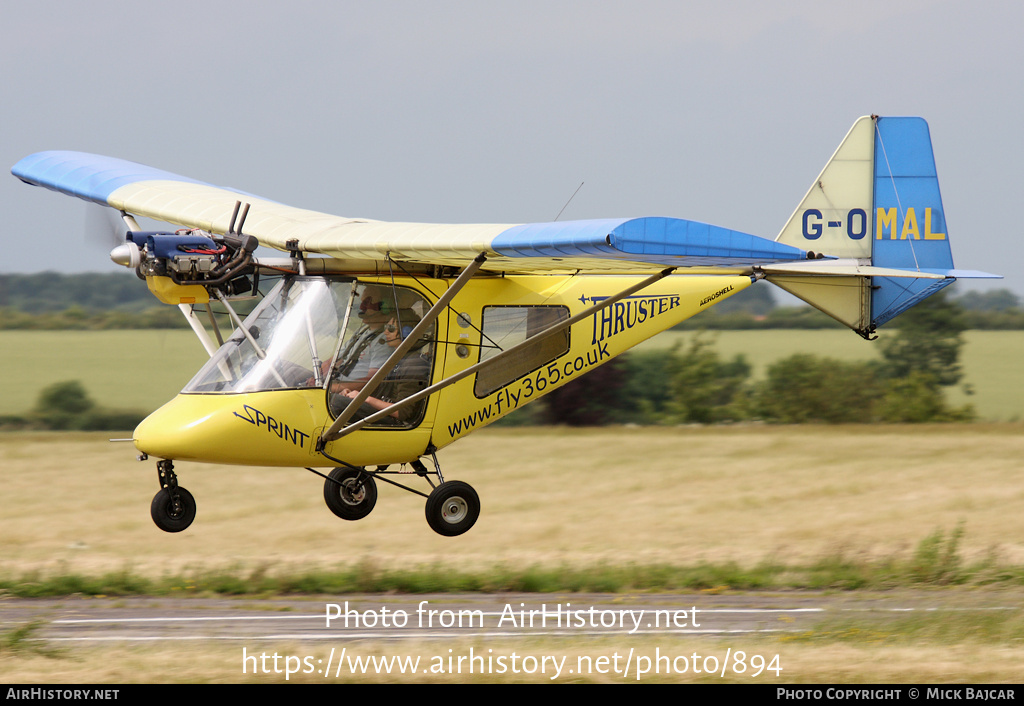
[{"left": 2, "top": 526, "right": 1020, "bottom": 598}]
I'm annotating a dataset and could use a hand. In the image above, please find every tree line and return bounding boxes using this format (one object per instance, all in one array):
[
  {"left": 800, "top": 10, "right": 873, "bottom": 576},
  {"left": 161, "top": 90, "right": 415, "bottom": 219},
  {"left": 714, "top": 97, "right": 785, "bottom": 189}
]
[{"left": 1, "top": 272, "right": 1022, "bottom": 329}]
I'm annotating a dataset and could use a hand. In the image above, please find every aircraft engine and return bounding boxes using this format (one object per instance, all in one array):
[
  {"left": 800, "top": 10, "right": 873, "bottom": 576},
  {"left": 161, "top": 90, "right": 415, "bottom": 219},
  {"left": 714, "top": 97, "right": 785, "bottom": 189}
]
[{"left": 109, "top": 229, "right": 258, "bottom": 304}]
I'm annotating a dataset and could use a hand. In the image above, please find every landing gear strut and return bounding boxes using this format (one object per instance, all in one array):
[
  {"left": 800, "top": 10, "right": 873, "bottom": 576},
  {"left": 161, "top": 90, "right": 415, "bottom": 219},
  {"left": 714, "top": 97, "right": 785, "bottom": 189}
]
[
  {"left": 151, "top": 460, "right": 196, "bottom": 533},
  {"left": 314, "top": 452, "right": 480, "bottom": 537}
]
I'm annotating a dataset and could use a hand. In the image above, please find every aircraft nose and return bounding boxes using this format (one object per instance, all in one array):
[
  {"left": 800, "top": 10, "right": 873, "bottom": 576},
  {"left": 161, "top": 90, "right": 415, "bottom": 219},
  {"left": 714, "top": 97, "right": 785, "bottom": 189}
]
[
  {"left": 132, "top": 392, "right": 323, "bottom": 466},
  {"left": 133, "top": 398, "right": 215, "bottom": 463}
]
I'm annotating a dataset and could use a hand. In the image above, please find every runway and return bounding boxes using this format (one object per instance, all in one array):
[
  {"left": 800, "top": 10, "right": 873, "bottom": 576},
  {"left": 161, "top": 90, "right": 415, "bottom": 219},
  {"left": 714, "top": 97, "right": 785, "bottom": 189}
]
[{"left": 2, "top": 591, "right": 1015, "bottom": 644}]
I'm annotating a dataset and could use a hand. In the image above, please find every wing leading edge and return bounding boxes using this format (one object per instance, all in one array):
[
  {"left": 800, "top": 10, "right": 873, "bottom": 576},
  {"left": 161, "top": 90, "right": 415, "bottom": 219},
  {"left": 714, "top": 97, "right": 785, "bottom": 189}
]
[{"left": 12, "top": 150, "right": 810, "bottom": 274}]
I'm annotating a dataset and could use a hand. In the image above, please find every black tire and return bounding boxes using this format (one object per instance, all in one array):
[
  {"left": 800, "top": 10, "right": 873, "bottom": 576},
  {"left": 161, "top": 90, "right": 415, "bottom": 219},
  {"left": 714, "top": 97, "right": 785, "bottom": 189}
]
[
  {"left": 150, "top": 487, "right": 196, "bottom": 533},
  {"left": 323, "top": 467, "right": 377, "bottom": 520},
  {"left": 425, "top": 481, "right": 480, "bottom": 537}
]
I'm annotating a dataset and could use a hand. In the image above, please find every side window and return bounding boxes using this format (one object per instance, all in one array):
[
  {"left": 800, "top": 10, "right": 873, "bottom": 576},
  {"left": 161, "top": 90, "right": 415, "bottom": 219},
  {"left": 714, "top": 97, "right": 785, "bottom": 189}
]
[
  {"left": 474, "top": 306, "right": 570, "bottom": 397},
  {"left": 328, "top": 283, "right": 435, "bottom": 428}
]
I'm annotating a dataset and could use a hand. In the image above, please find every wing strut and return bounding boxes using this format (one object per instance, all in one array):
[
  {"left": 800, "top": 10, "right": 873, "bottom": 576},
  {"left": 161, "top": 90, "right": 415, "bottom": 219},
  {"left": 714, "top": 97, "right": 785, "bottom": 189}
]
[
  {"left": 177, "top": 304, "right": 220, "bottom": 357},
  {"left": 320, "top": 253, "right": 489, "bottom": 444},
  {"left": 320, "top": 266, "right": 677, "bottom": 444}
]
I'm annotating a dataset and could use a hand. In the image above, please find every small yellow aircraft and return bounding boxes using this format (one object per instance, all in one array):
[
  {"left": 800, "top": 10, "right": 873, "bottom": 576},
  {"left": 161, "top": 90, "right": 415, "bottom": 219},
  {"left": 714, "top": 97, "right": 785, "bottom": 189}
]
[{"left": 11, "top": 116, "right": 997, "bottom": 536}]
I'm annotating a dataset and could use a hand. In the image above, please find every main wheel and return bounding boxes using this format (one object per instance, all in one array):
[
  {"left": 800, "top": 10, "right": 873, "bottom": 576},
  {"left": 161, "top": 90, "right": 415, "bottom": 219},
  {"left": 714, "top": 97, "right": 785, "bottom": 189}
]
[
  {"left": 425, "top": 481, "right": 480, "bottom": 537},
  {"left": 150, "top": 487, "right": 196, "bottom": 533},
  {"left": 323, "top": 467, "right": 377, "bottom": 520}
]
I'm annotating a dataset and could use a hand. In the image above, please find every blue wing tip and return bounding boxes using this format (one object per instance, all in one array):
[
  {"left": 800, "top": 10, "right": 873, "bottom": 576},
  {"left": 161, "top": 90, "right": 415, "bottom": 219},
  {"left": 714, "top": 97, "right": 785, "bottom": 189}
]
[{"left": 12, "top": 150, "right": 205, "bottom": 205}]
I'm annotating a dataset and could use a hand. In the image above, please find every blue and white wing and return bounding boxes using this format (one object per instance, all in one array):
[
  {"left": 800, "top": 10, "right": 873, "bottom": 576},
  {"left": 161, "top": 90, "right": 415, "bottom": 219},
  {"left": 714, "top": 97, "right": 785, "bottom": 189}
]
[{"left": 12, "top": 150, "right": 809, "bottom": 274}]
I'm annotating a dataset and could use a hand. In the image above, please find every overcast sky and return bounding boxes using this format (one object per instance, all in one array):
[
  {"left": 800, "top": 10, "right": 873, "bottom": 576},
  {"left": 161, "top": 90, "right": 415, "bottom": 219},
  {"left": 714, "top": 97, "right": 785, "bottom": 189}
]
[{"left": 3, "top": 1, "right": 1020, "bottom": 293}]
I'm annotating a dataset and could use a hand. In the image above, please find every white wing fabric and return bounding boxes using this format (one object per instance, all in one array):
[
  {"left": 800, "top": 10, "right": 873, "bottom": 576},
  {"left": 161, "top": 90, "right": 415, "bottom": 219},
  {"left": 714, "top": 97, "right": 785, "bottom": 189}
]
[{"left": 13, "top": 150, "right": 810, "bottom": 273}]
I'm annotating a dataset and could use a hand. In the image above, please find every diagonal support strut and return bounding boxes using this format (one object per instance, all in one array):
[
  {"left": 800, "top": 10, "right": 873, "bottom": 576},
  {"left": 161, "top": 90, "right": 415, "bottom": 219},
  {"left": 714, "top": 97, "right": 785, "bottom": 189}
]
[
  {"left": 319, "top": 253, "right": 489, "bottom": 444},
  {"left": 320, "top": 266, "right": 676, "bottom": 444}
]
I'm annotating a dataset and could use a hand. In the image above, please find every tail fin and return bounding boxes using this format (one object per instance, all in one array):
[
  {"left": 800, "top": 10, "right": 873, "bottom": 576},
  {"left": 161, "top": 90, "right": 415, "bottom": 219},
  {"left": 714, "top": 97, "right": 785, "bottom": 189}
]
[{"left": 767, "top": 115, "right": 997, "bottom": 338}]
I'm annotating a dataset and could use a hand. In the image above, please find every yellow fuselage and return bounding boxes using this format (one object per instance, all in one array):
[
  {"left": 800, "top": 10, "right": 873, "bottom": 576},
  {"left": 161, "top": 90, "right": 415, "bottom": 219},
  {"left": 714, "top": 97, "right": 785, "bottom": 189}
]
[{"left": 133, "top": 272, "right": 751, "bottom": 467}]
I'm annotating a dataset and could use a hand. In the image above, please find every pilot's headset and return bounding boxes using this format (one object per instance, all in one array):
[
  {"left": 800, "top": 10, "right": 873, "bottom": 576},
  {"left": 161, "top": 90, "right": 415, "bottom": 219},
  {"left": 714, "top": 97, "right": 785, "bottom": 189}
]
[{"left": 393, "top": 310, "right": 432, "bottom": 351}]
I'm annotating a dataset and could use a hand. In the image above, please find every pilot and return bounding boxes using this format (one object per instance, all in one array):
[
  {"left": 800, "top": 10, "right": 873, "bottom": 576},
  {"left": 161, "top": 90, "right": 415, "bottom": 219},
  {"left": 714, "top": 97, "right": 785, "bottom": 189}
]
[
  {"left": 333, "top": 312, "right": 431, "bottom": 424},
  {"left": 328, "top": 286, "right": 395, "bottom": 390}
]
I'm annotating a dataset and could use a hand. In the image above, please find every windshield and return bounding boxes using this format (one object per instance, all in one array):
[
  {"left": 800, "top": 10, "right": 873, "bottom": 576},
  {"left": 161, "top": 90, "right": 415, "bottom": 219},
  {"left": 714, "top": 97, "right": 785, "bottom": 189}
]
[{"left": 184, "top": 277, "right": 356, "bottom": 393}]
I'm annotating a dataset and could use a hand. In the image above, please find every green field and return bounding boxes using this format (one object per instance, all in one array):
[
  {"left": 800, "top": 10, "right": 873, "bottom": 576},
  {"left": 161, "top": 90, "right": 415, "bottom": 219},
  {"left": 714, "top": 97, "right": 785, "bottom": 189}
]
[
  {"left": 0, "top": 330, "right": 208, "bottom": 416},
  {"left": 2, "top": 329, "right": 1021, "bottom": 421}
]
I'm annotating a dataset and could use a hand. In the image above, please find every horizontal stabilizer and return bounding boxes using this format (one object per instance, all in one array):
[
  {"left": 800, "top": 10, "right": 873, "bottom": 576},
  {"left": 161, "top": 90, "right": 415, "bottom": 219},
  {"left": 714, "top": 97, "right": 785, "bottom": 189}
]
[{"left": 761, "top": 260, "right": 945, "bottom": 279}]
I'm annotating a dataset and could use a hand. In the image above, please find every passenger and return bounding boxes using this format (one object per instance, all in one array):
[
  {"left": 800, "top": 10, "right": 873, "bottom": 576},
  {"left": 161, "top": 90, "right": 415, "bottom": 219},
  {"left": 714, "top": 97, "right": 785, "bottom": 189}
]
[{"left": 332, "top": 313, "right": 431, "bottom": 424}]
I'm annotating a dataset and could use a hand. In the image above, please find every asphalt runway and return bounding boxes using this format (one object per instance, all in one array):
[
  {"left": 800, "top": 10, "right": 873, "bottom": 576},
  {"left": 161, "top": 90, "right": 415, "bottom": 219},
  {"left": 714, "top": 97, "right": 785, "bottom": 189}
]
[{"left": 3, "top": 591, "right": 1016, "bottom": 644}]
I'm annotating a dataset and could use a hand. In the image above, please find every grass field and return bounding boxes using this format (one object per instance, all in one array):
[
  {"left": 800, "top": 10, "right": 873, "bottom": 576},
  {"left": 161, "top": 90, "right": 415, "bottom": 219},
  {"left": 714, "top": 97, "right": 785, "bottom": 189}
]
[
  {"left": 2, "top": 325, "right": 1020, "bottom": 685},
  {"left": 2, "top": 329, "right": 1021, "bottom": 421},
  {"left": 3, "top": 425, "right": 1022, "bottom": 573},
  {"left": 2, "top": 426, "right": 1023, "bottom": 683}
]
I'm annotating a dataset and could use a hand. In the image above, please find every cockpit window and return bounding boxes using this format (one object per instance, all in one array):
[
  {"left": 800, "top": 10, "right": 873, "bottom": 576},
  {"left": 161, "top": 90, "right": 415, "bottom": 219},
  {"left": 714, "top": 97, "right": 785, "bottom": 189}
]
[
  {"left": 183, "top": 278, "right": 354, "bottom": 393},
  {"left": 326, "top": 284, "right": 434, "bottom": 428},
  {"left": 183, "top": 278, "right": 435, "bottom": 431}
]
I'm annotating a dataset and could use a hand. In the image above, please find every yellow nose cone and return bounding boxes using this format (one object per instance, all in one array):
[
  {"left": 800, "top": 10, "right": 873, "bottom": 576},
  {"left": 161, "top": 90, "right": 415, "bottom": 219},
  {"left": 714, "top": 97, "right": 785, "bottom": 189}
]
[
  {"left": 133, "top": 392, "right": 322, "bottom": 467},
  {"left": 133, "top": 399, "right": 215, "bottom": 462}
]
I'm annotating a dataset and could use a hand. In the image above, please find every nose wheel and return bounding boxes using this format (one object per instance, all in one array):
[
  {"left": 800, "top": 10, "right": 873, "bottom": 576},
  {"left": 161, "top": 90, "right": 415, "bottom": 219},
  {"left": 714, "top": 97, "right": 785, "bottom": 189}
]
[
  {"left": 323, "top": 467, "right": 378, "bottom": 520},
  {"left": 150, "top": 460, "right": 196, "bottom": 532}
]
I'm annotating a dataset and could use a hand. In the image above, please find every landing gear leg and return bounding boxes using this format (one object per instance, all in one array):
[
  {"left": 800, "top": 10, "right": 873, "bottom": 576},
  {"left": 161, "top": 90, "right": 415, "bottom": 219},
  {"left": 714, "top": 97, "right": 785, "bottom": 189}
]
[
  {"left": 150, "top": 460, "right": 196, "bottom": 533},
  {"left": 417, "top": 453, "right": 479, "bottom": 537},
  {"left": 310, "top": 449, "right": 481, "bottom": 537}
]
